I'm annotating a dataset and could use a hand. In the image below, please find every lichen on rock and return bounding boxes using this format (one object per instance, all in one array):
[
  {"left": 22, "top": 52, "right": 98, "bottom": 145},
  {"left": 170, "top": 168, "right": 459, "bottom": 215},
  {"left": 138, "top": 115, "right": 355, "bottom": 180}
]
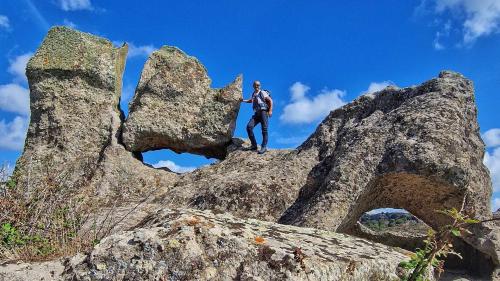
[{"left": 122, "top": 46, "right": 242, "bottom": 159}]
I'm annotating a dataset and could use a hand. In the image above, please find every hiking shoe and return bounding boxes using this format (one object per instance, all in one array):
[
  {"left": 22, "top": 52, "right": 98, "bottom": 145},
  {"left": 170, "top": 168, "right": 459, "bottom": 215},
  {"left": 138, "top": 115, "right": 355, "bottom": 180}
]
[
  {"left": 247, "top": 145, "right": 258, "bottom": 151},
  {"left": 258, "top": 147, "right": 267, "bottom": 154}
]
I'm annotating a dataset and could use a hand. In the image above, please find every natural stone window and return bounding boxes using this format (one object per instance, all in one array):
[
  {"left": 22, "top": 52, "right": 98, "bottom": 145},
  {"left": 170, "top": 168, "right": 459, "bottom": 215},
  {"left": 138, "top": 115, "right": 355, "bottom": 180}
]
[{"left": 141, "top": 149, "right": 215, "bottom": 174}]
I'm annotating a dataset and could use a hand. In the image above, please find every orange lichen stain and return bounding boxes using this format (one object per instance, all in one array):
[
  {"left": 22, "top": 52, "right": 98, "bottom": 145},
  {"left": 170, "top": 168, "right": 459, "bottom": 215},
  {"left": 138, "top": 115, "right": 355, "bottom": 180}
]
[
  {"left": 254, "top": 236, "right": 266, "bottom": 244},
  {"left": 186, "top": 216, "right": 201, "bottom": 226}
]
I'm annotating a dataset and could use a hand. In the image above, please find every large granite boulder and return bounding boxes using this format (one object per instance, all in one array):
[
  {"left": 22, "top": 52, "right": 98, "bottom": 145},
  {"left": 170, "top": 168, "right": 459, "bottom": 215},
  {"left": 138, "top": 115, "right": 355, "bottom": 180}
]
[
  {"left": 13, "top": 26, "right": 128, "bottom": 193},
  {"left": 123, "top": 46, "right": 242, "bottom": 159},
  {"left": 281, "top": 71, "right": 491, "bottom": 229},
  {"left": 64, "top": 208, "right": 413, "bottom": 281},
  {"left": 10, "top": 27, "right": 179, "bottom": 237},
  {"left": 278, "top": 71, "right": 498, "bottom": 274}
]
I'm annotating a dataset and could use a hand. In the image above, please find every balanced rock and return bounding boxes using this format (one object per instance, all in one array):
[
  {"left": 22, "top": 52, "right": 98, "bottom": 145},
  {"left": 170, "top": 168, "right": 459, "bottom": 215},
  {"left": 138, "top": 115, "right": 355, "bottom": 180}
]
[
  {"left": 123, "top": 46, "right": 242, "bottom": 159},
  {"left": 64, "top": 208, "right": 413, "bottom": 281}
]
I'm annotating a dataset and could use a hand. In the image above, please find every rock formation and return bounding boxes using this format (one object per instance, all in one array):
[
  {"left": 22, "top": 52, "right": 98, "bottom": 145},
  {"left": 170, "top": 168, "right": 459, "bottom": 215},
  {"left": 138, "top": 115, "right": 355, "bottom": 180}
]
[
  {"left": 123, "top": 46, "right": 242, "bottom": 159},
  {"left": 6, "top": 26, "right": 499, "bottom": 280},
  {"left": 13, "top": 26, "right": 128, "bottom": 194},
  {"left": 64, "top": 208, "right": 412, "bottom": 281}
]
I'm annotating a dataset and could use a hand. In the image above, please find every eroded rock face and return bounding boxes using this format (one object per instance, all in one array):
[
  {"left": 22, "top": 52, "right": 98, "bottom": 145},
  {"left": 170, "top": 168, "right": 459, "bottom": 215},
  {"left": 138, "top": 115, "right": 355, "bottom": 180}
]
[
  {"left": 123, "top": 46, "right": 242, "bottom": 159},
  {"left": 10, "top": 26, "right": 499, "bottom": 278},
  {"left": 13, "top": 26, "right": 128, "bottom": 193},
  {"left": 281, "top": 71, "right": 491, "bottom": 231},
  {"left": 64, "top": 208, "right": 412, "bottom": 281}
]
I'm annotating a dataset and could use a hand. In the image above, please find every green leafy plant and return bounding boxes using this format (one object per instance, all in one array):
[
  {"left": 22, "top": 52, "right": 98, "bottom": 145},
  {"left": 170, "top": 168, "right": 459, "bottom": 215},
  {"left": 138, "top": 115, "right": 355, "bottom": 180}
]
[
  {"left": 1, "top": 223, "right": 25, "bottom": 247},
  {"left": 398, "top": 207, "right": 479, "bottom": 281}
]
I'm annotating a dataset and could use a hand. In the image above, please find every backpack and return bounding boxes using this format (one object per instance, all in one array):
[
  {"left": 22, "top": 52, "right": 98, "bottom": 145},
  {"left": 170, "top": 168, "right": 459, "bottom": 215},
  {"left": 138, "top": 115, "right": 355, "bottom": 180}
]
[{"left": 256, "top": 90, "right": 272, "bottom": 111}]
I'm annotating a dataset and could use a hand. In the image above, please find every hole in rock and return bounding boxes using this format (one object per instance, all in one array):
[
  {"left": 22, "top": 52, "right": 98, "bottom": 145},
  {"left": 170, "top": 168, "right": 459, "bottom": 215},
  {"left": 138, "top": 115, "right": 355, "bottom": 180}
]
[
  {"left": 356, "top": 208, "right": 495, "bottom": 278},
  {"left": 141, "top": 149, "right": 216, "bottom": 174},
  {"left": 356, "top": 208, "right": 431, "bottom": 251}
]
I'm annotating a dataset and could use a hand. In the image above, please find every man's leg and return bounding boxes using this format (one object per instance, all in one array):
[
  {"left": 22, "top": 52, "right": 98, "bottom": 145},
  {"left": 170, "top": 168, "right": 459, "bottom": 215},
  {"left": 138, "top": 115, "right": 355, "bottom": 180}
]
[
  {"left": 246, "top": 114, "right": 259, "bottom": 149},
  {"left": 258, "top": 110, "right": 269, "bottom": 154}
]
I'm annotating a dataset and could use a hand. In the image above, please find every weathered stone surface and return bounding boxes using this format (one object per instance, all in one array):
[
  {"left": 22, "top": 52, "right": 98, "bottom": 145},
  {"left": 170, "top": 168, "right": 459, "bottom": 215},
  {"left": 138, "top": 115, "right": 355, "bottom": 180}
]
[
  {"left": 0, "top": 260, "right": 64, "bottom": 281},
  {"left": 13, "top": 26, "right": 128, "bottom": 193},
  {"left": 123, "top": 46, "right": 242, "bottom": 159},
  {"left": 64, "top": 208, "right": 413, "bottom": 281},
  {"left": 279, "top": 71, "right": 496, "bottom": 267},
  {"left": 153, "top": 138, "right": 318, "bottom": 222},
  {"left": 10, "top": 26, "right": 179, "bottom": 236},
  {"left": 8, "top": 25, "right": 498, "bottom": 278}
]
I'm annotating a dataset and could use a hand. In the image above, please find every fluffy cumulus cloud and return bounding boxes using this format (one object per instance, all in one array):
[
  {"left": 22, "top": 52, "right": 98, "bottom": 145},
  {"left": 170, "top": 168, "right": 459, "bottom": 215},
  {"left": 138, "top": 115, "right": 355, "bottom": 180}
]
[
  {"left": 57, "top": 0, "right": 93, "bottom": 11},
  {"left": 430, "top": 0, "right": 500, "bottom": 45},
  {"left": 0, "top": 84, "right": 30, "bottom": 116},
  {"left": 483, "top": 128, "right": 500, "bottom": 194},
  {"left": 364, "top": 81, "right": 396, "bottom": 94},
  {"left": 152, "top": 160, "right": 196, "bottom": 174},
  {"left": 8, "top": 53, "right": 32, "bottom": 82},
  {"left": 0, "top": 15, "right": 10, "bottom": 29},
  {"left": 280, "top": 82, "right": 346, "bottom": 124},
  {"left": 0, "top": 117, "right": 28, "bottom": 151},
  {"left": 484, "top": 147, "right": 500, "bottom": 193},
  {"left": 483, "top": 128, "right": 500, "bottom": 148}
]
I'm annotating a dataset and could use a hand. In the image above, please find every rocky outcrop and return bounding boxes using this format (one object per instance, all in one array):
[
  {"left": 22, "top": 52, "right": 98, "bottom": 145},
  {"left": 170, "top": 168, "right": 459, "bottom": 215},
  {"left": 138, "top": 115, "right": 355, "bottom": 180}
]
[
  {"left": 9, "top": 26, "right": 499, "bottom": 279},
  {"left": 279, "top": 72, "right": 494, "bottom": 254},
  {"left": 123, "top": 46, "right": 242, "bottom": 159},
  {"left": 153, "top": 138, "right": 318, "bottom": 222},
  {"left": 64, "top": 208, "right": 412, "bottom": 281},
  {"left": 13, "top": 26, "right": 128, "bottom": 193}
]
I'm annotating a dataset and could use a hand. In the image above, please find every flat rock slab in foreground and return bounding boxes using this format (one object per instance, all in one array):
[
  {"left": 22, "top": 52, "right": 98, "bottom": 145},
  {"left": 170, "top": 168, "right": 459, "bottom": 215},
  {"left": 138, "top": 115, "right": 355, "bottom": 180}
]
[
  {"left": 65, "top": 208, "right": 411, "bottom": 281},
  {"left": 123, "top": 46, "right": 242, "bottom": 159}
]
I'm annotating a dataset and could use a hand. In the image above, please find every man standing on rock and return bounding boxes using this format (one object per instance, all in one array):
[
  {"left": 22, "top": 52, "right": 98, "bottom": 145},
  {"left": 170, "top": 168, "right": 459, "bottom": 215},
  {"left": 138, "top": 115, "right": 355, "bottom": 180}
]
[{"left": 241, "top": 80, "right": 273, "bottom": 154}]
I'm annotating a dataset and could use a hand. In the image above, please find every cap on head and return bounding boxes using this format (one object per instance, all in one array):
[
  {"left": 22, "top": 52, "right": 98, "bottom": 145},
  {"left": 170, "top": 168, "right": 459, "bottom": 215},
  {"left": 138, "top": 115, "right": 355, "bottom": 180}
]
[{"left": 253, "top": 80, "right": 261, "bottom": 88}]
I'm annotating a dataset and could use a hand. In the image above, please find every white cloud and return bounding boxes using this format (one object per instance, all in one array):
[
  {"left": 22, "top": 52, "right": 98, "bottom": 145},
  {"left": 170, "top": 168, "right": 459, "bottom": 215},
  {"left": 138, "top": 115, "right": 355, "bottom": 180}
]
[
  {"left": 57, "top": 0, "right": 93, "bottom": 11},
  {"left": 431, "top": 0, "right": 500, "bottom": 44},
  {"left": 484, "top": 147, "right": 500, "bottom": 193},
  {"left": 63, "top": 19, "right": 77, "bottom": 28},
  {"left": 289, "top": 82, "right": 310, "bottom": 101},
  {"left": 493, "top": 197, "right": 500, "bottom": 212},
  {"left": 483, "top": 128, "right": 500, "bottom": 148},
  {"left": 0, "top": 15, "right": 10, "bottom": 29},
  {"left": 433, "top": 20, "right": 452, "bottom": 50},
  {"left": 8, "top": 53, "right": 33, "bottom": 82},
  {"left": 0, "top": 84, "right": 30, "bottom": 116},
  {"left": 364, "top": 81, "right": 397, "bottom": 94},
  {"left": 113, "top": 41, "right": 156, "bottom": 58},
  {"left": 128, "top": 43, "right": 156, "bottom": 58},
  {"left": 280, "top": 82, "right": 346, "bottom": 124},
  {"left": 152, "top": 160, "right": 196, "bottom": 174},
  {"left": 0, "top": 116, "right": 28, "bottom": 151}
]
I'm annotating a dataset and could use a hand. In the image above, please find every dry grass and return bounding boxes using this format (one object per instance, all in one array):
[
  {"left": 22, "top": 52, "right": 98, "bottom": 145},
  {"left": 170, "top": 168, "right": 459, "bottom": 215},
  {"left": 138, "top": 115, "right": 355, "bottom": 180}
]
[{"left": 0, "top": 160, "right": 119, "bottom": 263}]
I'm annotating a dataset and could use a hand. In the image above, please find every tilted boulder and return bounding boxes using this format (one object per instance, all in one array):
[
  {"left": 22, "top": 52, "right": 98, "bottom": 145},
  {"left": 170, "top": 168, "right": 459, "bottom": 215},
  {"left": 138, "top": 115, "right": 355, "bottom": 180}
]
[
  {"left": 123, "top": 46, "right": 242, "bottom": 159},
  {"left": 64, "top": 208, "right": 413, "bottom": 281}
]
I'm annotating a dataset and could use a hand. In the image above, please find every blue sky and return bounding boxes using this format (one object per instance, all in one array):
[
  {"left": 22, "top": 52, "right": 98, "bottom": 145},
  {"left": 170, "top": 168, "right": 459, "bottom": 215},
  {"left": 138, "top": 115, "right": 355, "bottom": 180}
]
[{"left": 0, "top": 0, "right": 499, "bottom": 211}]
